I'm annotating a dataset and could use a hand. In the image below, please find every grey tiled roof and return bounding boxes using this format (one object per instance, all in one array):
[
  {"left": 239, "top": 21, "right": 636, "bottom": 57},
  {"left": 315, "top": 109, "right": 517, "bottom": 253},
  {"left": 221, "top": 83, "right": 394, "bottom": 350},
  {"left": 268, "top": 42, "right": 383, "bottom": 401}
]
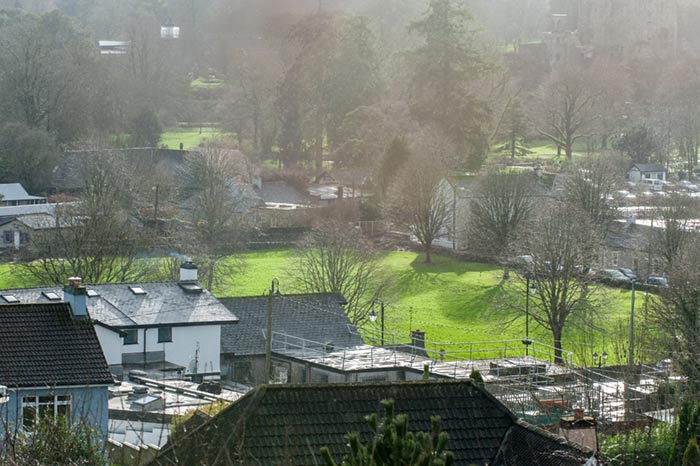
[
  {"left": 219, "top": 294, "right": 362, "bottom": 356},
  {"left": 259, "top": 181, "right": 310, "bottom": 205},
  {"left": 152, "top": 380, "right": 593, "bottom": 466},
  {"left": 1, "top": 283, "right": 238, "bottom": 328},
  {"left": 630, "top": 163, "right": 666, "bottom": 173},
  {"left": 0, "top": 302, "right": 113, "bottom": 388}
]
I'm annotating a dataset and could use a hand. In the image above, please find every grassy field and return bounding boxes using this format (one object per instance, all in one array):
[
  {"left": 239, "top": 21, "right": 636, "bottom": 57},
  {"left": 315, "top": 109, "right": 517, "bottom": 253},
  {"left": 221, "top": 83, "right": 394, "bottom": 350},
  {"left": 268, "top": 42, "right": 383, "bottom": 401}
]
[
  {"left": 160, "top": 127, "right": 226, "bottom": 149},
  {"left": 217, "top": 250, "right": 638, "bottom": 365},
  {"left": 190, "top": 77, "right": 225, "bottom": 89},
  {"left": 0, "top": 249, "right": 641, "bottom": 365},
  {"left": 488, "top": 139, "right": 590, "bottom": 161}
]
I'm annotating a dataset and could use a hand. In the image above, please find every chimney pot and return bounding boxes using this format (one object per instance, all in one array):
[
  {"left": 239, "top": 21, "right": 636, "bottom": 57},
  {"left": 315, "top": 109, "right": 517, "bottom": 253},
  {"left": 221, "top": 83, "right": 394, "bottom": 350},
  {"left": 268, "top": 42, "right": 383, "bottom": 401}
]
[{"left": 179, "top": 261, "right": 198, "bottom": 282}]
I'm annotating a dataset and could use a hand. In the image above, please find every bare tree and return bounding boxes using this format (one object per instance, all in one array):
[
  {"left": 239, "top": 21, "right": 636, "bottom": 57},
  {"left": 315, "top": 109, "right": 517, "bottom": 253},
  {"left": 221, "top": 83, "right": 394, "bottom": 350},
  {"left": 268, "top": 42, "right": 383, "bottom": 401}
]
[
  {"left": 536, "top": 68, "right": 599, "bottom": 159},
  {"left": 469, "top": 170, "right": 537, "bottom": 270},
  {"left": 176, "top": 146, "right": 251, "bottom": 290},
  {"left": 288, "top": 217, "right": 388, "bottom": 326},
  {"left": 650, "top": 193, "right": 699, "bottom": 273},
  {"left": 20, "top": 153, "right": 151, "bottom": 284},
  {"left": 563, "top": 154, "right": 624, "bottom": 228},
  {"left": 648, "top": 237, "right": 700, "bottom": 395},
  {"left": 386, "top": 154, "right": 451, "bottom": 264},
  {"left": 519, "top": 201, "right": 600, "bottom": 363}
]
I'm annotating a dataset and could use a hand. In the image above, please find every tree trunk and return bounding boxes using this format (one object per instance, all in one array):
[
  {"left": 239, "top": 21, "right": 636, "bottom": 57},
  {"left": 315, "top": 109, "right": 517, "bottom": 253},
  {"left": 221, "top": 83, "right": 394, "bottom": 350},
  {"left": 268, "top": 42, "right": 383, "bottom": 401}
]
[
  {"left": 557, "top": 145, "right": 561, "bottom": 157},
  {"left": 425, "top": 244, "right": 432, "bottom": 264},
  {"left": 565, "top": 145, "right": 573, "bottom": 160},
  {"left": 553, "top": 327, "right": 564, "bottom": 364}
]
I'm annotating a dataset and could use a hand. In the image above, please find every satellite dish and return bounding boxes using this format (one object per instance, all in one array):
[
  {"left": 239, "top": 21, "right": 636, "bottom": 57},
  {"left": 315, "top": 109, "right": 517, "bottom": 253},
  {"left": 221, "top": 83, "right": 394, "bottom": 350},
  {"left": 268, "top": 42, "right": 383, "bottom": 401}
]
[{"left": 188, "top": 358, "right": 197, "bottom": 373}]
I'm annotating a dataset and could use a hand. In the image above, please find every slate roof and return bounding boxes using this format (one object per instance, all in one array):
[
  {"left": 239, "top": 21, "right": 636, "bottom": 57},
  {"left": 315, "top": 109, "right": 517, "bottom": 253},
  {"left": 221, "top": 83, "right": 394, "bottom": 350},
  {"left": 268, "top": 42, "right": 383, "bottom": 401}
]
[
  {"left": 219, "top": 294, "right": 362, "bottom": 356},
  {"left": 151, "top": 380, "right": 593, "bottom": 466},
  {"left": 630, "top": 163, "right": 666, "bottom": 173},
  {"left": 0, "top": 302, "right": 113, "bottom": 388},
  {"left": 258, "top": 180, "right": 310, "bottom": 205},
  {"left": 1, "top": 283, "right": 238, "bottom": 329},
  {"left": 0, "top": 183, "right": 45, "bottom": 202}
]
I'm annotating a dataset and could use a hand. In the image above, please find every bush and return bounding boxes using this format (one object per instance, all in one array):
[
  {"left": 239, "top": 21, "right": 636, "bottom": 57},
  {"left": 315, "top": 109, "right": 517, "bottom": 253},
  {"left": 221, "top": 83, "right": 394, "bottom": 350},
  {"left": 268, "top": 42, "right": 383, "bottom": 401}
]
[{"left": 599, "top": 423, "right": 675, "bottom": 466}]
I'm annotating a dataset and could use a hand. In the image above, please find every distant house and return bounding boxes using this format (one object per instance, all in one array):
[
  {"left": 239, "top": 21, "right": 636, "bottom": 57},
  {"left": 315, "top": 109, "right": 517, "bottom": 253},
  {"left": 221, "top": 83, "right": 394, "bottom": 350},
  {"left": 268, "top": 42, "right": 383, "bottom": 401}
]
[
  {"left": 1, "top": 264, "right": 239, "bottom": 379},
  {"left": 0, "top": 301, "right": 113, "bottom": 441},
  {"left": 0, "top": 183, "right": 46, "bottom": 207},
  {"left": 0, "top": 203, "right": 79, "bottom": 251},
  {"left": 151, "top": 380, "right": 597, "bottom": 466},
  {"left": 436, "top": 174, "right": 478, "bottom": 250},
  {"left": 97, "top": 40, "right": 129, "bottom": 55},
  {"left": 627, "top": 163, "right": 667, "bottom": 182},
  {"left": 219, "top": 293, "right": 363, "bottom": 384}
]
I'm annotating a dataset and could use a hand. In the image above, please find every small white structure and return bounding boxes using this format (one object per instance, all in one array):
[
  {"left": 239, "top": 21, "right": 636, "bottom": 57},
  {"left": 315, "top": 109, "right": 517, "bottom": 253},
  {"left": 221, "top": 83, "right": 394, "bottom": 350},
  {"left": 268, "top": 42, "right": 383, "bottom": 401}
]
[{"left": 627, "top": 163, "right": 667, "bottom": 182}]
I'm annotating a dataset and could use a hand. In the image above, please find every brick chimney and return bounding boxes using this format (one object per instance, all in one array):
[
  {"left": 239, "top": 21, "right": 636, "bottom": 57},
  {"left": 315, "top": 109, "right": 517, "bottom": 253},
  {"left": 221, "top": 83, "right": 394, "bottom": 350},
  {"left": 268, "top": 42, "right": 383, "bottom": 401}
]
[{"left": 64, "top": 277, "right": 87, "bottom": 317}]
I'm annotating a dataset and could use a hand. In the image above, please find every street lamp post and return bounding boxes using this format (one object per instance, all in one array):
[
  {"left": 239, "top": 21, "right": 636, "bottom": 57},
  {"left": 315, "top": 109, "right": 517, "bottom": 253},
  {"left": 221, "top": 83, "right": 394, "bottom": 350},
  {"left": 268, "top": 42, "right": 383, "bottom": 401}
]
[
  {"left": 593, "top": 351, "right": 608, "bottom": 368},
  {"left": 522, "top": 273, "right": 536, "bottom": 356},
  {"left": 629, "top": 280, "right": 636, "bottom": 369},
  {"left": 369, "top": 300, "right": 385, "bottom": 346},
  {"left": 265, "top": 279, "right": 280, "bottom": 383}
]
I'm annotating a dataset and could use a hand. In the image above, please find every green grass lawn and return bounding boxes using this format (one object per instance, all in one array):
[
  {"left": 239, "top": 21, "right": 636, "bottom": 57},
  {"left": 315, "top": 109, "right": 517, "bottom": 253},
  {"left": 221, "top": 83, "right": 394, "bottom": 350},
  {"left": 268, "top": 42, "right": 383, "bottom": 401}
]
[
  {"left": 160, "top": 127, "right": 226, "bottom": 149},
  {"left": 488, "top": 139, "right": 590, "bottom": 161},
  {"left": 216, "top": 250, "right": 637, "bottom": 365},
  {"left": 0, "top": 249, "right": 640, "bottom": 365}
]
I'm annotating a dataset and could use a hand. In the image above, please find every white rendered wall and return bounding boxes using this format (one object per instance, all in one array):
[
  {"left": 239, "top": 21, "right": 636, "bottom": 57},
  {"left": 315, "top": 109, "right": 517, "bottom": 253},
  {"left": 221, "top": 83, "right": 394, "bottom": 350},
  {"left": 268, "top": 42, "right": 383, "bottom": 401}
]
[
  {"left": 94, "top": 325, "right": 123, "bottom": 366},
  {"left": 119, "top": 325, "right": 221, "bottom": 374}
]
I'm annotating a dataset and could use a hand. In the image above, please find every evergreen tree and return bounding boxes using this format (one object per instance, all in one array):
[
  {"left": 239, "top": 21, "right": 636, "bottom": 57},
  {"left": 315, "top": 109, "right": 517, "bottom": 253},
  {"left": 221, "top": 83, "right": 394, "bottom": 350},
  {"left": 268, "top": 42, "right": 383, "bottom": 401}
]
[
  {"left": 320, "top": 399, "right": 454, "bottom": 466},
  {"left": 378, "top": 137, "right": 411, "bottom": 197},
  {"left": 684, "top": 438, "right": 700, "bottom": 466},
  {"left": 407, "top": 0, "right": 491, "bottom": 170}
]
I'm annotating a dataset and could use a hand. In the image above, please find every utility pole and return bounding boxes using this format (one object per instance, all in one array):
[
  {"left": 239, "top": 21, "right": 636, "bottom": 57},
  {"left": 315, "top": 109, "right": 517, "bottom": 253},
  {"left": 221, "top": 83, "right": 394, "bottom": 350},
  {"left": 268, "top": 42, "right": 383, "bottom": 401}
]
[
  {"left": 265, "top": 279, "right": 280, "bottom": 383},
  {"left": 627, "top": 280, "right": 636, "bottom": 418},
  {"left": 629, "top": 280, "right": 636, "bottom": 368}
]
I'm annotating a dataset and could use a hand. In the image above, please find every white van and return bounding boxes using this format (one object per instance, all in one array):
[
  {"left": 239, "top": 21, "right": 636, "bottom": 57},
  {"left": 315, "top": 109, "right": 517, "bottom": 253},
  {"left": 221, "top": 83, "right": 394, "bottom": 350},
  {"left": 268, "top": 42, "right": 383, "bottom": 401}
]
[{"left": 640, "top": 178, "right": 664, "bottom": 191}]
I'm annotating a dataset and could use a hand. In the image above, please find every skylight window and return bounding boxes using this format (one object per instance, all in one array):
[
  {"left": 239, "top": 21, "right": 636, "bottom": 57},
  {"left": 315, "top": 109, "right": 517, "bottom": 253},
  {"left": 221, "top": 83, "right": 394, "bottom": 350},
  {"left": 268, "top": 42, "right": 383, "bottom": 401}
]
[
  {"left": 129, "top": 286, "right": 146, "bottom": 295},
  {"left": 1, "top": 295, "right": 19, "bottom": 303},
  {"left": 42, "top": 291, "right": 60, "bottom": 301},
  {"left": 86, "top": 289, "right": 99, "bottom": 298}
]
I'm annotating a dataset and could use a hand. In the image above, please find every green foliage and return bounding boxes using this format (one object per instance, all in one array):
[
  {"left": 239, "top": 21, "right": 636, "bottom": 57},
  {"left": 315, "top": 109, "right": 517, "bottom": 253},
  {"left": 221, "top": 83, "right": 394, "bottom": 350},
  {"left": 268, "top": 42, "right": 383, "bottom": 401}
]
[
  {"left": 671, "top": 401, "right": 700, "bottom": 466},
  {"left": 320, "top": 399, "right": 454, "bottom": 466},
  {"left": 612, "top": 126, "right": 660, "bottom": 164},
  {"left": 6, "top": 416, "right": 105, "bottom": 466},
  {"left": 0, "top": 122, "right": 58, "bottom": 192},
  {"left": 684, "top": 438, "right": 700, "bottom": 466},
  {"left": 407, "top": 0, "right": 491, "bottom": 169},
  {"left": 599, "top": 423, "right": 675, "bottom": 466},
  {"left": 129, "top": 107, "right": 163, "bottom": 147},
  {"left": 469, "top": 370, "right": 484, "bottom": 386}
]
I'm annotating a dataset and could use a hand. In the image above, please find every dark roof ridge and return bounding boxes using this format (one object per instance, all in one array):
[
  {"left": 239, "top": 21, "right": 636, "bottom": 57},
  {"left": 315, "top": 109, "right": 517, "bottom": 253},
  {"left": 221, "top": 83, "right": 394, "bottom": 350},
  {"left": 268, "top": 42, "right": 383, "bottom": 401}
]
[
  {"left": 218, "top": 292, "right": 346, "bottom": 300},
  {"left": 512, "top": 418, "right": 594, "bottom": 456}
]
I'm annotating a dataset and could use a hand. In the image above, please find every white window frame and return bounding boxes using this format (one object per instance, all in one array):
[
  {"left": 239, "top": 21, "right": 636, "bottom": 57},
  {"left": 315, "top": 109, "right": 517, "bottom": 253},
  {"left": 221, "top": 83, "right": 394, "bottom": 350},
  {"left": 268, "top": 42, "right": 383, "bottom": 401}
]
[{"left": 22, "top": 394, "right": 72, "bottom": 431}]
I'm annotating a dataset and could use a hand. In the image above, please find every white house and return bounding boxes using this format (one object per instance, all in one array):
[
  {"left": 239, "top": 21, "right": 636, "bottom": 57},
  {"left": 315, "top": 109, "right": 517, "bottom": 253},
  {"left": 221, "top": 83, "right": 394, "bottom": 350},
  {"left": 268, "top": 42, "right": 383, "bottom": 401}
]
[
  {"left": 0, "top": 183, "right": 46, "bottom": 207},
  {"left": 1, "top": 263, "right": 239, "bottom": 379},
  {"left": 627, "top": 163, "right": 667, "bottom": 182}
]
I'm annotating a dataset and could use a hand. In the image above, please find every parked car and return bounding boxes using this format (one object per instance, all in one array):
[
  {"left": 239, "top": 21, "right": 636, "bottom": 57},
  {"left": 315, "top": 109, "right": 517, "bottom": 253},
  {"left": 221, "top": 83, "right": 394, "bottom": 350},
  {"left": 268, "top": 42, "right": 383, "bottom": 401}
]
[
  {"left": 618, "top": 267, "right": 640, "bottom": 281},
  {"left": 598, "top": 269, "right": 631, "bottom": 281},
  {"left": 679, "top": 180, "right": 698, "bottom": 191},
  {"left": 646, "top": 276, "right": 669, "bottom": 287}
]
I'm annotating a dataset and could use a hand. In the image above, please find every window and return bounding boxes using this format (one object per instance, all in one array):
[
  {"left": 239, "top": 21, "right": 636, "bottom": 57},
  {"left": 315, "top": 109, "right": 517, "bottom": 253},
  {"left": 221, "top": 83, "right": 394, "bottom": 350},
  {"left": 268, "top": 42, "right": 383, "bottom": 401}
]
[
  {"left": 1, "top": 295, "right": 19, "bottom": 303},
  {"left": 3, "top": 231, "right": 14, "bottom": 244},
  {"left": 86, "top": 289, "right": 99, "bottom": 297},
  {"left": 157, "top": 327, "right": 172, "bottom": 343},
  {"left": 123, "top": 329, "right": 138, "bottom": 345},
  {"left": 42, "top": 291, "right": 60, "bottom": 301},
  {"left": 22, "top": 394, "right": 71, "bottom": 431},
  {"left": 129, "top": 286, "right": 146, "bottom": 295},
  {"left": 19, "top": 232, "right": 29, "bottom": 244}
]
